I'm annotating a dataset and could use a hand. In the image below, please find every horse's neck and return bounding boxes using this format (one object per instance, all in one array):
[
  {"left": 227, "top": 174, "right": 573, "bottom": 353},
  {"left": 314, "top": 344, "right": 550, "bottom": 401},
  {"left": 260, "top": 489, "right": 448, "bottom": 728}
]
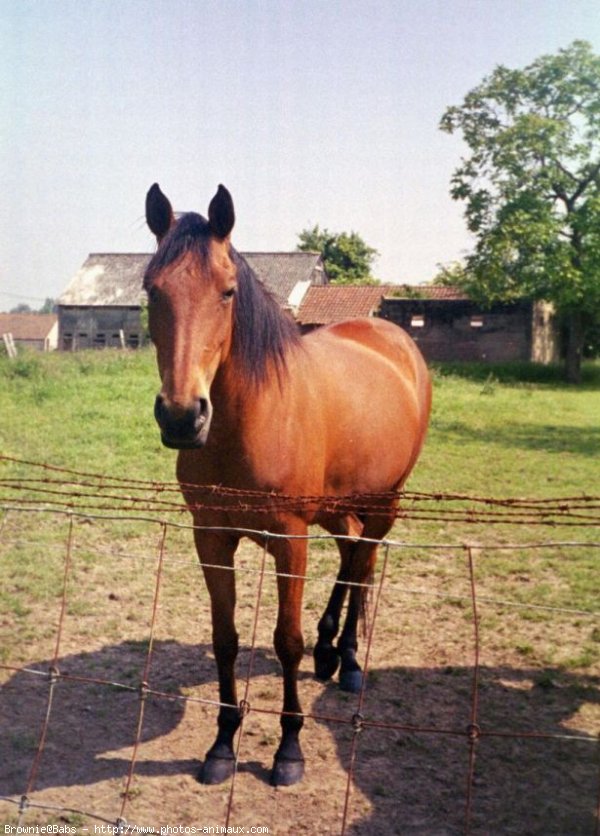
[
  {"left": 212, "top": 357, "right": 287, "bottom": 440},
  {"left": 211, "top": 360, "right": 255, "bottom": 427}
]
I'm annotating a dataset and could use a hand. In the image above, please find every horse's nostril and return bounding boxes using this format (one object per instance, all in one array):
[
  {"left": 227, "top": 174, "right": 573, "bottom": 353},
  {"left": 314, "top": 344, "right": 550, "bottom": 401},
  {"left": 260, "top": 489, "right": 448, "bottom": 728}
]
[{"left": 154, "top": 394, "right": 166, "bottom": 424}]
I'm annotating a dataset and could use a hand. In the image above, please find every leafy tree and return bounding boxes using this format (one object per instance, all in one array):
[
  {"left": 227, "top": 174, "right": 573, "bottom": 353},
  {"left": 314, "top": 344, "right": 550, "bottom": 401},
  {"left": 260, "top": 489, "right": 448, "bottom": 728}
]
[
  {"left": 9, "top": 299, "right": 57, "bottom": 314},
  {"left": 38, "top": 298, "right": 56, "bottom": 314},
  {"left": 297, "top": 225, "right": 379, "bottom": 285},
  {"left": 433, "top": 261, "right": 473, "bottom": 287},
  {"left": 440, "top": 40, "right": 600, "bottom": 382}
]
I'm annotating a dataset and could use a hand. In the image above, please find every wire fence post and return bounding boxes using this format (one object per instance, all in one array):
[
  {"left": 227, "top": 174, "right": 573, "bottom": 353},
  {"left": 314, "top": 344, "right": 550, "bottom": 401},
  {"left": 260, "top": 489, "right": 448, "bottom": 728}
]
[
  {"left": 117, "top": 521, "right": 167, "bottom": 825},
  {"left": 464, "top": 544, "right": 482, "bottom": 835},
  {"left": 224, "top": 530, "right": 269, "bottom": 829},
  {"left": 340, "top": 541, "right": 391, "bottom": 835}
]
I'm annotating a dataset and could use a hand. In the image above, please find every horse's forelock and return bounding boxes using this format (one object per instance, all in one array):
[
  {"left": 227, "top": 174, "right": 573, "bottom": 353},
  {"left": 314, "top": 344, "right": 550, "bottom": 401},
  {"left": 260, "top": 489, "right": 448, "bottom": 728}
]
[{"left": 143, "top": 212, "right": 211, "bottom": 290}]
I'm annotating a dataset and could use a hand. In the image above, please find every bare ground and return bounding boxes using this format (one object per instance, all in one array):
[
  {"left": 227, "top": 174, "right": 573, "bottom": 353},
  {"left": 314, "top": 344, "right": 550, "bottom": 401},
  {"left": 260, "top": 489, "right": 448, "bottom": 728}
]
[{"left": 1, "top": 515, "right": 599, "bottom": 834}]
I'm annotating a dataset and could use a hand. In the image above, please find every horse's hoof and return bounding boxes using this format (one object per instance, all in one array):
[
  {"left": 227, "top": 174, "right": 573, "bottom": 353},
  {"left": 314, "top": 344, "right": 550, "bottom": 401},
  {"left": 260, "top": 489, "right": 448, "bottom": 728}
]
[
  {"left": 270, "top": 757, "right": 305, "bottom": 787},
  {"left": 339, "top": 669, "right": 363, "bottom": 693},
  {"left": 313, "top": 644, "right": 340, "bottom": 681},
  {"left": 198, "top": 755, "right": 235, "bottom": 785}
]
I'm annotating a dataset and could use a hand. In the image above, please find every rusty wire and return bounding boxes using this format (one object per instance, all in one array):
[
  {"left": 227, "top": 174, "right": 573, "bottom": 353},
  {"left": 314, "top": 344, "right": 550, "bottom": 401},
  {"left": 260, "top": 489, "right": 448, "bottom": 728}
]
[
  {"left": 1, "top": 454, "right": 599, "bottom": 526},
  {"left": 1, "top": 460, "right": 599, "bottom": 832}
]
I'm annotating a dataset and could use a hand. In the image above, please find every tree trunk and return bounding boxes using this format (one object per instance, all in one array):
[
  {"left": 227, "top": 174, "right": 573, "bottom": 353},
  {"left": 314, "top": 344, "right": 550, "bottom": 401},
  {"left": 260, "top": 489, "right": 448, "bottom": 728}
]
[{"left": 564, "top": 310, "right": 583, "bottom": 384}]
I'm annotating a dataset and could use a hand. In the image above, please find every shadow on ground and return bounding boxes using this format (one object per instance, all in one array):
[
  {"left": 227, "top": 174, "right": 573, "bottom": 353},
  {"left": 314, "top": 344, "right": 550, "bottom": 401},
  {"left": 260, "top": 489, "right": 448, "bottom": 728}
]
[{"left": 1, "top": 641, "right": 598, "bottom": 834}]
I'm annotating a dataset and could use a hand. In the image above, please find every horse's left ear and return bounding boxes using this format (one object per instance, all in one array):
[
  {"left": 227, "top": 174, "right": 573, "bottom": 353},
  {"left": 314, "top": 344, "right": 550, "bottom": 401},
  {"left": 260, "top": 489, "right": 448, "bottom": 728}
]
[
  {"left": 146, "top": 183, "right": 174, "bottom": 242},
  {"left": 208, "top": 185, "right": 235, "bottom": 239}
]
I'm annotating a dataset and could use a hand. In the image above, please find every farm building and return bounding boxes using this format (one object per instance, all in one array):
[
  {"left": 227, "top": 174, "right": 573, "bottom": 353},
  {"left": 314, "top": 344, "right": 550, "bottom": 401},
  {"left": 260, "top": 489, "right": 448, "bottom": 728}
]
[
  {"left": 0, "top": 313, "right": 58, "bottom": 352},
  {"left": 297, "top": 284, "right": 558, "bottom": 364},
  {"left": 57, "top": 251, "right": 327, "bottom": 350},
  {"left": 378, "top": 287, "right": 558, "bottom": 364},
  {"left": 57, "top": 252, "right": 558, "bottom": 364}
]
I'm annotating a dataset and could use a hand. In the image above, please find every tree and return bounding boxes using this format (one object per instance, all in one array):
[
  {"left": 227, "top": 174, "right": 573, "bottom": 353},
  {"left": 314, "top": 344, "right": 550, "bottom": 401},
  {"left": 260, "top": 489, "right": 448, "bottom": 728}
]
[
  {"left": 297, "top": 225, "right": 379, "bottom": 285},
  {"left": 433, "top": 261, "right": 473, "bottom": 287},
  {"left": 38, "top": 298, "right": 56, "bottom": 314},
  {"left": 9, "top": 299, "right": 56, "bottom": 315},
  {"left": 440, "top": 40, "right": 600, "bottom": 382}
]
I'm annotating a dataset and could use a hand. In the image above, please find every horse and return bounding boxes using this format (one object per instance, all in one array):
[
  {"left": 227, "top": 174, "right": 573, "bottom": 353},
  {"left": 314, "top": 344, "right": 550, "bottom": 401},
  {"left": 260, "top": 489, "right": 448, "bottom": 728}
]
[{"left": 144, "top": 183, "right": 431, "bottom": 787}]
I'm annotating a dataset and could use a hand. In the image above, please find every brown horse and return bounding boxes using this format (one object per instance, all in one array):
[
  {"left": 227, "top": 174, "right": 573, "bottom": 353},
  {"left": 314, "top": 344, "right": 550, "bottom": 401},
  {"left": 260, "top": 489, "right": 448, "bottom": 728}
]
[{"left": 144, "top": 184, "right": 431, "bottom": 787}]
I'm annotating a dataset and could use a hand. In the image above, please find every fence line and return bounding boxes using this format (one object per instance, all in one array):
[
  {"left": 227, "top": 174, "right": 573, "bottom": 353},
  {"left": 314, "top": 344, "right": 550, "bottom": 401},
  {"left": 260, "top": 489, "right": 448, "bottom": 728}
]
[
  {"left": 1, "top": 460, "right": 599, "bottom": 833},
  {"left": 1, "top": 453, "right": 599, "bottom": 526}
]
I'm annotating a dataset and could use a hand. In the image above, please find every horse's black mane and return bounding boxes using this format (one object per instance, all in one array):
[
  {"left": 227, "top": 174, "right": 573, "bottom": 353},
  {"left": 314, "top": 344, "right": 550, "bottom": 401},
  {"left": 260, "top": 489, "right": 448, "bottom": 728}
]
[{"left": 143, "top": 212, "right": 301, "bottom": 385}]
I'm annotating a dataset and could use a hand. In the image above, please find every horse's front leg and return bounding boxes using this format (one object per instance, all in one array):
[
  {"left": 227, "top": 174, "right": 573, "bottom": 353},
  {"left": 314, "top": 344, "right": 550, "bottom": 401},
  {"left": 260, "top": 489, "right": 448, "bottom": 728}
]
[
  {"left": 194, "top": 529, "right": 242, "bottom": 785},
  {"left": 269, "top": 529, "right": 308, "bottom": 787}
]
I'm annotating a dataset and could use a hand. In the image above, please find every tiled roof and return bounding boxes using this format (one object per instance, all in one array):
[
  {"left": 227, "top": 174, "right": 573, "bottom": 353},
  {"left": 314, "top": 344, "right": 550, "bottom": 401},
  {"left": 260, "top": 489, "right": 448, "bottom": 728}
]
[
  {"left": 296, "top": 283, "right": 470, "bottom": 326},
  {"left": 297, "top": 285, "right": 396, "bottom": 325},
  {"left": 59, "top": 254, "right": 150, "bottom": 306},
  {"left": 59, "top": 252, "right": 326, "bottom": 307},
  {"left": 384, "top": 284, "right": 468, "bottom": 300},
  {"left": 0, "top": 313, "right": 57, "bottom": 340},
  {"left": 241, "top": 252, "right": 326, "bottom": 305}
]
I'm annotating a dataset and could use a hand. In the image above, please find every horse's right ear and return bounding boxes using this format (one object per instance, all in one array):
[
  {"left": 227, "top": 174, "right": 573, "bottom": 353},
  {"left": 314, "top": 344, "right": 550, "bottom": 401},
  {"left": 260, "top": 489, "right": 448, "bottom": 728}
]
[{"left": 146, "top": 183, "right": 174, "bottom": 242}]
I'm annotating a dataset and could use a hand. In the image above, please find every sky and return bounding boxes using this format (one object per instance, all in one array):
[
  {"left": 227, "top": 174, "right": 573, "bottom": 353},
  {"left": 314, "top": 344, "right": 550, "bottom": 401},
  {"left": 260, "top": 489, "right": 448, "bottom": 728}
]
[{"left": 2, "top": 0, "right": 600, "bottom": 309}]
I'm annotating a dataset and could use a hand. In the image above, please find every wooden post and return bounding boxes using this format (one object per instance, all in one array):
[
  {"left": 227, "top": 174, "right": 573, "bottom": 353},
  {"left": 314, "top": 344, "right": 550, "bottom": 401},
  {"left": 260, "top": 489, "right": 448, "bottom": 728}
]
[{"left": 2, "top": 332, "right": 17, "bottom": 359}]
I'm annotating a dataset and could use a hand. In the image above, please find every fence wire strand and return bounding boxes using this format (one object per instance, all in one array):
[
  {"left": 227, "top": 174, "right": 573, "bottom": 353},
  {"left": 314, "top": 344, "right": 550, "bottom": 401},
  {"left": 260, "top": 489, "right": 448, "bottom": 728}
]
[{"left": 1, "top": 458, "right": 599, "bottom": 833}]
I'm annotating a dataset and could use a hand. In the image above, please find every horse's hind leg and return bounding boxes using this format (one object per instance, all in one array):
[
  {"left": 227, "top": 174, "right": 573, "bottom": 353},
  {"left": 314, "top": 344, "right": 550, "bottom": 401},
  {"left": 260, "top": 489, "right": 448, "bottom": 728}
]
[
  {"left": 335, "top": 538, "right": 379, "bottom": 693},
  {"left": 321, "top": 513, "right": 395, "bottom": 693},
  {"left": 313, "top": 540, "right": 353, "bottom": 682},
  {"left": 194, "top": 529, "right": 241, "bottom": 785}
]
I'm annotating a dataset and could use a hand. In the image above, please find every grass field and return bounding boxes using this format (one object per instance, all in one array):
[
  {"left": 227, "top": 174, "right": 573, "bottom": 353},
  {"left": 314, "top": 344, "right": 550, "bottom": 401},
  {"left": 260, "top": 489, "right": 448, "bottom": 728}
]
[
  {"left": 1, "top": 348, "right": 599, "bottom": 832},
  {"left": 1, "top": 348, "right": 599, "bottom": 488},
  {"left": 1, "top": 347, "right": 598, "bottom": 633}
]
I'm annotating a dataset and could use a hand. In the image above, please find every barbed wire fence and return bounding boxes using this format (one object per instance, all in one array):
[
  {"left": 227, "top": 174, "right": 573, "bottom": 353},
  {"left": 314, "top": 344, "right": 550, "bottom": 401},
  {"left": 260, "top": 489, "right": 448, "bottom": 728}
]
[{"left": 0, "top": 455, "right": 599, "bottom": 833}]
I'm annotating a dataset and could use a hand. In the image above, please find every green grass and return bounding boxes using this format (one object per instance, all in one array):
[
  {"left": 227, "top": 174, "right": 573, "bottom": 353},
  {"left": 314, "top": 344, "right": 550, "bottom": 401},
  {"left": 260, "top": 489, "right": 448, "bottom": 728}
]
[
  {"left": 0, "top": 349, "right": 598, "bottom": 668},
  {"left": 1, "top": 349, "right": 598, "bottom": 492},
  {"left": 0, "top": 348, "right": 168, "bottom": 477},
  {"left": 419, "top": 362, "right": 600, "bottom": 497}
]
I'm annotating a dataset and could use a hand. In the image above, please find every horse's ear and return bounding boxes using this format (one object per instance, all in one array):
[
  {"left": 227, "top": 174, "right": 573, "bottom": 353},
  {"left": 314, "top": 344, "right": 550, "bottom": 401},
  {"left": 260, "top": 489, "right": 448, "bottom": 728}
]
[
  {"left": 208, "top": 185, "right": 235, "bottom": 239},
  {"left": 146, "top": 183, "right": 174, "bottom": 242}
]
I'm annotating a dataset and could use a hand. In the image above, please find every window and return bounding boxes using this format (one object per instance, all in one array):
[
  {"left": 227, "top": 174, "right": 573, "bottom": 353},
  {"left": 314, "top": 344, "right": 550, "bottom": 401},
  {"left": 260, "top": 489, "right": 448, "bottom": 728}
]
[
  {"left": 127, "top": 333, "right": 140, "bottom": 348},
  {"left": 410, "top": 315, "right": 425, "bottom": 328},
  {"left": 94, "top": 333, "right": 106, "bottom": 348}
]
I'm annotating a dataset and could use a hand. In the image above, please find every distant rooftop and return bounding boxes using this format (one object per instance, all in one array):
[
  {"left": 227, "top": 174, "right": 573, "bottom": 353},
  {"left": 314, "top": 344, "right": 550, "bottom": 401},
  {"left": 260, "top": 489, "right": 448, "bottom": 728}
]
[
  {"left": 385, "top": 284, "right": 468, "bottom": 300},
  {"left": 297, "top": 285, "right": 396, "bottom": 326},
  {"left": 59, "top": 254, "right": 150, "bottom": 306},
  {"left": 296, "top": 283, "right": 468, "bottom": 326},
  {"left": 58, "top": 251, "right": 326, "bottom": 307},
  {"left": 0, "top": 312, "right": 58, "bottom": 340}
]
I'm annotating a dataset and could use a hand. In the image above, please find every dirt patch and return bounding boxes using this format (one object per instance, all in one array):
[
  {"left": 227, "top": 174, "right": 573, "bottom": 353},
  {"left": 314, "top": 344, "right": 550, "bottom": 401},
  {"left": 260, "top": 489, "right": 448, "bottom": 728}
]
[{"left": 1, "top": 516, "right": 598, "bottom": 834}]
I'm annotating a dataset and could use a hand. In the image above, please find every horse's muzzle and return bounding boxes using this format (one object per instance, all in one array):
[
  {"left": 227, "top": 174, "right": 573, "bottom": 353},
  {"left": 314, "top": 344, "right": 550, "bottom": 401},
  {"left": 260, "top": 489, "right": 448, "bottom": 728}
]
[{"left": 154, "top": 394, "right": 212, "bottom": 449}]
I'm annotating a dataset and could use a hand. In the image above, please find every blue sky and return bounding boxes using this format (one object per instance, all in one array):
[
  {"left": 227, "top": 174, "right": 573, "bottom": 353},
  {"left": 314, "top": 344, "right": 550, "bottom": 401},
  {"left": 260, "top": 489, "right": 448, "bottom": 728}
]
[{"left": 2, "top": 0, "right": 600, "bottom": 307}]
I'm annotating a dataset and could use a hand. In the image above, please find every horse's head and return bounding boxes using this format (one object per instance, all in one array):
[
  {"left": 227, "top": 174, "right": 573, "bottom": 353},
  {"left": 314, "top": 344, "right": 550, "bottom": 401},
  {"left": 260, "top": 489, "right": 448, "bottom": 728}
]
[{"left": 144, "top": 183, "right": 237, "bottom": 449}]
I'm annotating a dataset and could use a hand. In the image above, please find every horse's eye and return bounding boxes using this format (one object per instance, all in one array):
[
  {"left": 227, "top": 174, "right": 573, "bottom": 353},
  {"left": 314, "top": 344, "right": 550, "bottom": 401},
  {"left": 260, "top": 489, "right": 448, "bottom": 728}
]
[
  {"left": 148, "top": 286, "right": 160, "bottom": 305},
  {"left": 222, "top": 287, "right": 236, "bottom": 301}
]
